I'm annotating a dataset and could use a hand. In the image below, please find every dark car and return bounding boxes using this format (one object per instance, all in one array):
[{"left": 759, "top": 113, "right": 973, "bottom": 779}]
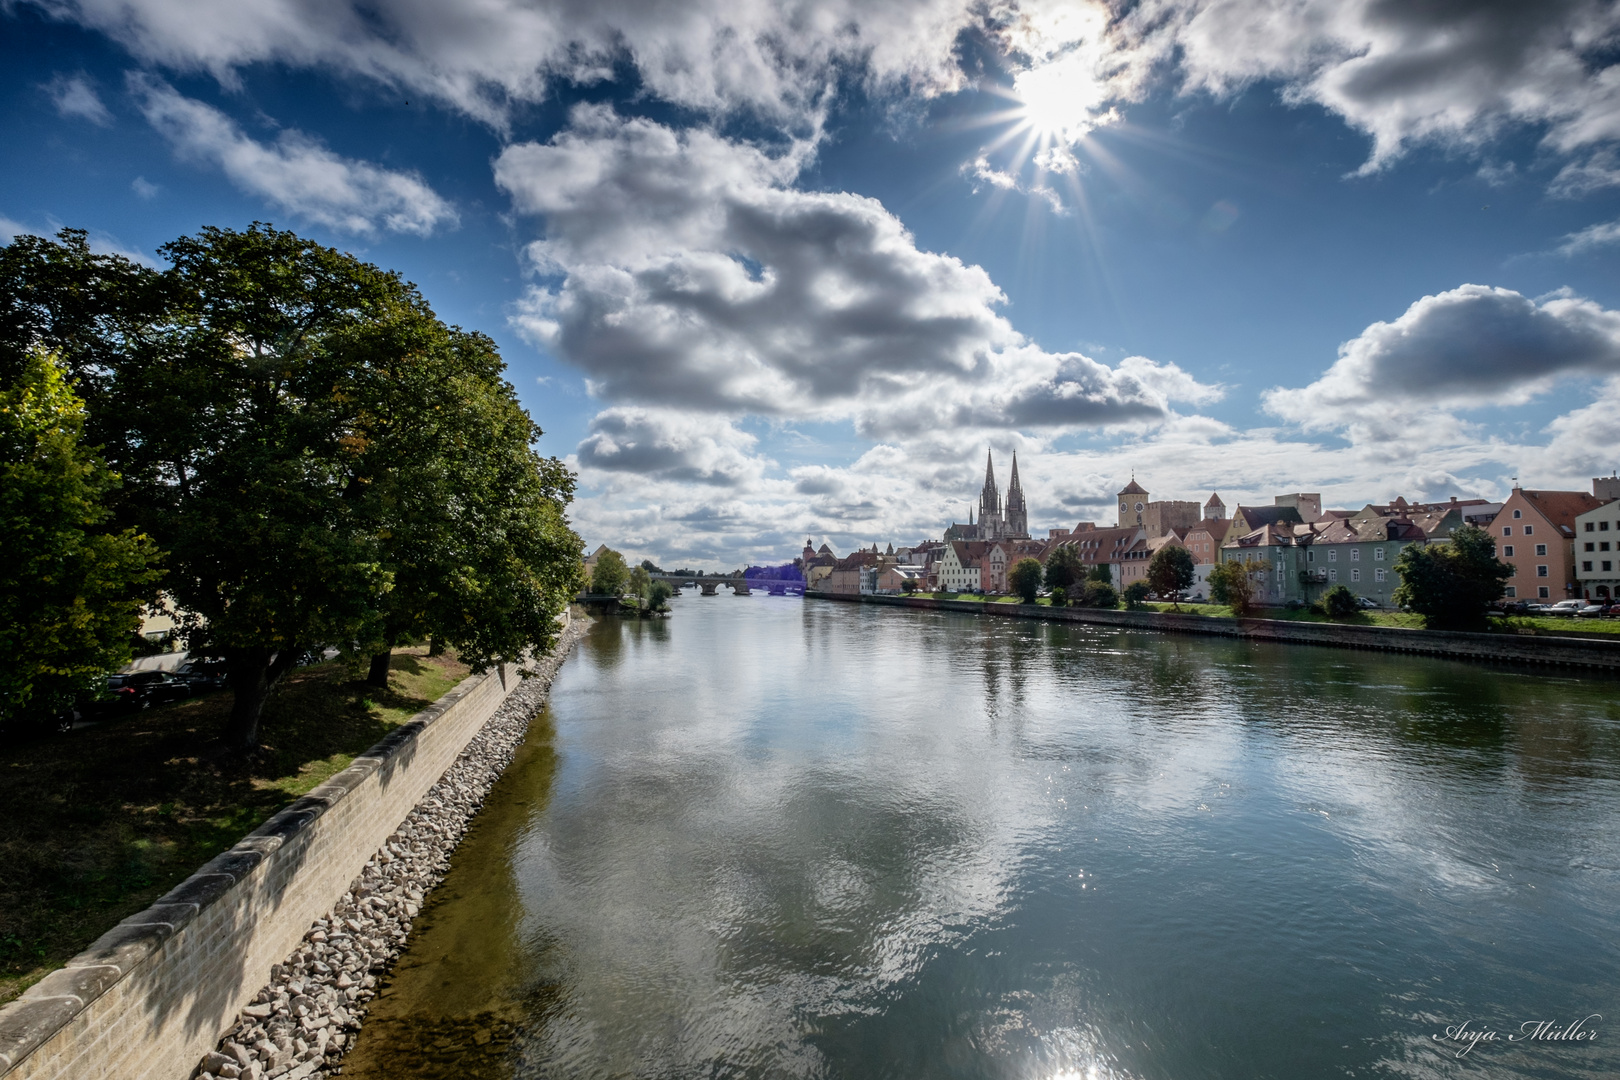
[
  {"left": 175, "top": 660, "right": 228, "bottom": 693},
  {"left": 100, "top": 670, "right": 192, "bottom": 713}
]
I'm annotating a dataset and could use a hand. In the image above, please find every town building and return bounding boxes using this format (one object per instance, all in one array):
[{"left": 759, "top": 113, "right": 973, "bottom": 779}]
[
  {"left": 1487, "top": 486, "right": 1606, "bottom": 601},
  {"left": 1044, "top": 525, "right": 1147, "bottom": 585},
  {"left": 1226, "top": 504, "right": 1305, "bottom": 542},
  {"left": 1305, "top": 516, "right": 1428, "bottom": 608},
  {"left": 1574, "top": 481, "right": 1620, "bottom": 600},
  {"left": 1273, "top": 493, "right": 1323, "bottom": 522},
  {"left": 1222, "top": 520, "right": 1316, "bottom": 606}
]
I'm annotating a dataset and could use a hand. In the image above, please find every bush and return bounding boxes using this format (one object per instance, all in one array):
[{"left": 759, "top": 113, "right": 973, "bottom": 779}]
[
  {"left": 1010, "top": 557, "right": 1044, "bottom": 603},
  {"left": 1079, "top": 581, "right": 1119, "bottom": 609},
  {"left": 1048, "top": 586, "right": 1066, "bottom": 607},
  {"left": 1321, "top": 584, "right": 1359, "bottom": 618},
  {"left": 1122, "top": 581, "right": 1151, "bottom": 609},
  {"left": 647, "top": 580, "right": 673, "bottom": 612},
  {"left": 901, "top": 578, "right": 917, "bottom": 594}
]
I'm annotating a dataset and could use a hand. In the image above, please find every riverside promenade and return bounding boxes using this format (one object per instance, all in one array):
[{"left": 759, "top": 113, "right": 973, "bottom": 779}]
[{"left": 810, "top": 592, "right": 1620, "bottom": 672}]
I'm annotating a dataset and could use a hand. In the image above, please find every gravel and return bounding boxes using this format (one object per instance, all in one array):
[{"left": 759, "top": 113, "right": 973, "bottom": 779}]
[{"left": 191, "top": 622, "right": 586, "bottom": 1080}]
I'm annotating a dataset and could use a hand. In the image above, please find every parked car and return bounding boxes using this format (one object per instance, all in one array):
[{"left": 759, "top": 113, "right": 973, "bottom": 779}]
[
  {"left": 176, "top": 660, "right": 228, "bottom": 693},
  {"left": 1355, "top": 596, "right": 1380, "bottom": 609},
  {"left": 1574, "top": 603, "right": 1605, "bottom": 617},
  {"left": 98, "top": 670, "right": 192, "bottom": 713},
  {"left": 1546, "top": 600, "right": 1585, "bottom": 617}
]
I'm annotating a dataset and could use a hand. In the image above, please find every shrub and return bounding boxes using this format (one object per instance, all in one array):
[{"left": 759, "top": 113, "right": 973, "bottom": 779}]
[
  {"left": 1122, "top": 581, "right": 1151, "bottom": 609},
  {"left": 1079, "top": 581, "right": 1119, "bottom": 609},
  {"left": 1048, "top": 586, "right": 1066, "bottom": 607},
  {"left": 1321, "top": 584, "right": 1359, "bottom": 618},
  {"left": 901, "top": 578, "right": 917, "bottom": 594}
]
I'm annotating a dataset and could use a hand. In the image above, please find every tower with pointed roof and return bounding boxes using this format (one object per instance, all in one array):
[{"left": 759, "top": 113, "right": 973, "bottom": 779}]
[
  {"left": 978, "top": 450, "right": 1004, "bottom": 540},
  {"left": 1205, "top": 493, "right": 1226, "bottom": 520},
  {"left": 1118, "top": 476, "right": 1149, "bottom": 528},
  {"left": 1005, "top": 452, "right": 1029, "bottom": 538}
]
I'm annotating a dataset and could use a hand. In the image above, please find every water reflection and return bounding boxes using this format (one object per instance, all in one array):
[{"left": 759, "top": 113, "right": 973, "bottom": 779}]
[{"left": 363, "top": 600, "right": 1620, "bottom": 1080}]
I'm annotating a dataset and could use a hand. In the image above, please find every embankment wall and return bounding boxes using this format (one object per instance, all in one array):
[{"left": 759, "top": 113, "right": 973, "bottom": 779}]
[
  {"left": 813, "top": 593, "right": 1620, "bottom": 671},
  {"left": 0, "top": 659, "right": 531, "bottom": 1080}
]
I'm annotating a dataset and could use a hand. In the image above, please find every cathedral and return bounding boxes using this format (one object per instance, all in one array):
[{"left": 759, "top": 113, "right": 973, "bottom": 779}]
[{"left": 946, "top": 450, "right": 1030, "bottom": 542}]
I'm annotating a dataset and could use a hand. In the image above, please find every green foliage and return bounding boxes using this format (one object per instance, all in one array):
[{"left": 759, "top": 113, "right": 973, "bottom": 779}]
[
  {"left": 900, "top": 578, "right": 917, "bottom": 594},
  {"left": 1, "top": 226, "right": 582, "bottom": 749},
  {"left": 1122, "top": 580, "right": 1151, "bottom": 609},
  {"left": 646, "top": 580, "right": 673, "bottom": 613},
  {"left": 627, "top": 565, "right": 651, "bottom": 605},
  {"left": 1047, "top": 586, "right": 1066, "bottom": 607},
  {"left": 1321, "top": 584, "right": 1360, "bottom": 618},
  {"left": 1043, "top": 544, "right": 1085, "bottom": 591},
  {"left": 1208, "top": 560, "right": 1257, "bottom": 615},
  {"left": 1392, "top": 527, "right": 1511, "bottom": 628},
  {"left": 1009, "top": 557, "right": 1044, "bottom": 603},
  {"left": 0, "top": 350, "right": 162, "bottom": 722},
  {"left": 590, "top": 549, "right": 629, "bottom": 596},
  {"left": 1147, "top": 545, "right": 1196, "bottom": 608},
  {"left": 1077, "top": 581, "right": 1119, "bottom": 609},
  {"left": 1087, "top": 562, "right": 1113, "bottom": 585}
]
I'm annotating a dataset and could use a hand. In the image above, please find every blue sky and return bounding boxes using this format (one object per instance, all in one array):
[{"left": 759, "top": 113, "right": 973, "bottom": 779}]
[{"left": 4, "top": 0, "right": 1620, "bottom": 567}]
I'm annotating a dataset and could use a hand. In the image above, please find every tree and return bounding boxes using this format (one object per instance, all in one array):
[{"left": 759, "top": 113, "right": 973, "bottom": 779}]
[
  {"left": 1208, "top": 560, "right": 1258, "bottom": 615},
  {"left": 1122, "top": 580, "right": 1151, "bottom": 608},
  {"left": 1393, "top": 526, "right": 1511, "bottom": 628},
  {"left": 1044, "top": 544, "right": 1085, "bottom": 593},
  {"left": 901, "top": 578, "right": 918, "bottom": 594},
  {"left": 646, "top": 580, "right": 673, "bottom": 613},
  {"left": 627, "top": 564, "right": 651, "bottom": 608},
  {"left": 1048, "top": 586, "right": 1066, "bottom": 607},
  {"left": 1147, "top": 545, "right": 1196, "bottom": 610},
  {"left": 1087, "top": 562, "right": 1113, "bottom": 585},
  {"left": 1078, "top": 581, "right": 1118, "bottom": 609},
  {"left": 2, "top": 225, "right": 582, "bottom": 751},
  {"left": 1320, "top": 584, "right": 1360, "bottom": 618},
  {"left": 1, "top": 350, "right": 162, "bottom": 724},
  {"left": 590, "top": 548, "right": 628, "bottom": 596},
  {"left": 1010, "top": 557, "right": 1043, "bottom": 603}
]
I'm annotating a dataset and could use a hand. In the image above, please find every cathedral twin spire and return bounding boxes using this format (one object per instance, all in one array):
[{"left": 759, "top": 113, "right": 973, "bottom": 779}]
[{"left": 972, "top": 449, "right": 1028, "bottom": 541}]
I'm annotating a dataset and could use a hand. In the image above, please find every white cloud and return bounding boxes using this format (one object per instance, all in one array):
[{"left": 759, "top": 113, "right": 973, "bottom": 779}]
[
  {"left": 576, "top": 408, "right": 771, "bottom": 486},
  {"left": 1558, "top": 218, "right": 1620, "bottom": 254},
  {"left": 1263, "top": 284, "right": 1620, "bottom": 448},
  {"left": 42, "top": 72, "right": 113, "bottom": 124},
  {"left": 961, "top": 153, "right": 1067, "bottom": 214},
  {"left": 499, "top": 107, "right": 1214, "bottom": 444},
  {"left": 131, "top": 176, "right": 160, "bottom": 199},
  {"left": 1163, "top": 0, "right": 1620, "bottom": 172},
  {"left": 129, "top": 75, "right": 457, "bottom": 236},
  {"left": 1550, "top": 148, "right": 1620, "bottom": 197}
]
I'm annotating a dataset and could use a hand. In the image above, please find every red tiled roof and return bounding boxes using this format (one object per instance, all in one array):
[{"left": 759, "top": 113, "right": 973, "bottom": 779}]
[{"left": 1518, "top": 489, "right": 1605, "bottom": 530}]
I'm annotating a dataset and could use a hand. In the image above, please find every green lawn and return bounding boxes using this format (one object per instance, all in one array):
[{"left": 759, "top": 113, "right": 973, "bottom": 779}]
[{"left": 0, "top": 645, "right": 470, "bottom": 1006}]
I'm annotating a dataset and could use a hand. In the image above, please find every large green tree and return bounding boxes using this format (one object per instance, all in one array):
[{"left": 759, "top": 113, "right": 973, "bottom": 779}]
[
  {"left": 590, "top": 549, "right": 629, "bottom": 596},
  {"left": 1392, "top": 526, "right": 1511, "bottom": 628},
  {"left": 1043, "top": 544, "right": 1085, "bottom": 594},
  {"left": 0, "top": 350, "right": 161, "bottom": 724},
  {"left": 1009, "top": 557, "right": 1043, "bottom": 603},
  {"left": 1147, "top": 545, "right": 1196, "bottom": 610},
  {"left": 2, "top": 226, "right": 582, "bottom": 750}
]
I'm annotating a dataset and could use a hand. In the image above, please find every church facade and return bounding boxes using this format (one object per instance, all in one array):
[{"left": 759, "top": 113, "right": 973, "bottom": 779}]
[{"left": 946, "top": 450, "right": 1031, "bottom": 542}]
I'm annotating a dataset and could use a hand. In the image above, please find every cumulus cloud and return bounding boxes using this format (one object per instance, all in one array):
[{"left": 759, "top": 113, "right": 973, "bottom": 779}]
[
  {"left": 1263, "top": 284, "right": 1620, "bottom": 443},
  {"left": 576, "top": 408, "right": 770, "bottom": 486},
  {"left": 1164, "top": 0, "right": 1620, "bottom": 172},
  {"left": 130, "top": 75, "right": 457, "bottom": 236},
  {"left": 42, "top": 72, "right": 113, "bottom": 124},
  {"left": 501, "top": 107, "right": 1216, "bottom": 441}
]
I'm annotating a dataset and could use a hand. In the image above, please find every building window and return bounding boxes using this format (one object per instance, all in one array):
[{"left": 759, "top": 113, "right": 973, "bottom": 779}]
[
  {"left": 1504, "top": 545, "right": 1515, "bottom": 557},
  {"left": 1308, "top": 550, "right": 1315, "bottom": 563},
  {"left": 1513, "top": 509, "right": 1522, "bottom": 519},
  {"left": 1525, "top": 525, "right": 1534, "bottom": 535},
  {"left": 1536, "top": 544, "right": 1547, "bottom": 556},
  {"left": 1503, "top": 527, "right": 1513, "bottom": 536},
  {"left": 1603, "top": 521, "right": 1612, "bottom": 531},
  {"left": 1606, "top": 561, "right": 1615, "bottom": 572},
  {"left": 1375, "top": 568, "right": 1386, "bottom": 582},
  {"left": 1374, "top": 547, "right": 1385, "bottom": 561},
  {"left": 1537, "top": 565, "right": 1548, "bottom": 577},
  {"left": 1585, "top": 561, "right": 1594, "bottom": 571},
  {"left": 1539, "top": 586, "right": 1550, "bottom": 598},
  {"left": 1328, "top": 550, "right": 1338, "bottom": 562},
  {"left": 1604, "top": 542, "right": 1613, "bottom": 552},
  {"left": 1589, "top": 542, "right": 1598, "bottom": 552},
  {"left": 1588, "top": 522, "right": 1596, "bottom": 532},
  {"left": 1329, "top": 568, "right": 1337, "bottom": 582},
  {"left": 1351, "top": 568, "right": 1361, "bottom": 582},
  {"left": 1506, "top": 586, "right": 1517, "bottom": 597},
  {"left": 1350, "top": 549, "right": 1360, "bottom": 561}
]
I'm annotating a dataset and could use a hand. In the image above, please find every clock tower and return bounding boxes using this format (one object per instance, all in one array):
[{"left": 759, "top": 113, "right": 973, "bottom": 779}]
[{"left": 1118, "top": 477, "right": 1148, "bottom": 528}]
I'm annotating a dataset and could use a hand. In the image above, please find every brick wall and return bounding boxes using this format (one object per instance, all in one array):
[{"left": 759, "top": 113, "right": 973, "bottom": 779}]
[{"left": 0, "top": 661, "right": 526, "bottom": 1080}]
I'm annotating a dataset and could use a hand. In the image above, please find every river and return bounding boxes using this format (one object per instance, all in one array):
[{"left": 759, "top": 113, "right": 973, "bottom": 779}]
[{"left": 340, "top": 596, "right": 1620, "bottom": 1080}]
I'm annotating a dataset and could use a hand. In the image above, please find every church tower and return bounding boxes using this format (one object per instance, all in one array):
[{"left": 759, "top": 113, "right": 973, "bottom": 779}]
[
  {"left": 978, "top": 450, "right": 1003, "bottom": 540},
  {"left": 1118, "top": 476, "right": 1149, "bottom": 528},
  {"left": 1005, "top": 452, "right": 1028, "bottom": 538}
]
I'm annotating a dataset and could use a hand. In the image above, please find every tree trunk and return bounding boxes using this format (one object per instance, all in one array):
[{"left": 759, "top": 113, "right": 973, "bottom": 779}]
[
  {"left": 366, "top": 649, "right": 392, "bottom": 688},
  {"left": 223, "top": 645, "right": 300, "bottom": 751},
  {"left": 427, "top": 636, "right": 444, "bottom": 657}
]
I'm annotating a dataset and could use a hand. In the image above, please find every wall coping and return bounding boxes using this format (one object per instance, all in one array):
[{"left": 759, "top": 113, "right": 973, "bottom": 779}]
[
  {"left": 810, "top": 592, "right": 1620, "bottom": 671},
  {"left": 0, "top": 660, "right": 513, "bottom": 1077}
]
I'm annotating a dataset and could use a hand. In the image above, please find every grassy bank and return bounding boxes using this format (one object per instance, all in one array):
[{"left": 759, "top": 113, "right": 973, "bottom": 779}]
[
  {"left": 911, "top": 594, "right": 1620, "bottom": 636},
  {"left": 0, "top": 645, "right": 470, "bottom": 1006}
]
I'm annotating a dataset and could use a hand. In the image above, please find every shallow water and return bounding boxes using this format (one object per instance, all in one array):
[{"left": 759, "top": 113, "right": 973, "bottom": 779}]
[{"left": 343, "top": 597, "right": 1620, "bottom": 1079}]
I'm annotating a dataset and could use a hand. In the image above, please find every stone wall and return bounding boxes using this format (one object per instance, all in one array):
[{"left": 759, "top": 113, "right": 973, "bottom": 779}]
[
  {"left": 818, "top": 594, "right": 1620, "bottom": 671},
  {"left": 0, "top": 660, "right": 529, "bottom": 1080}
]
